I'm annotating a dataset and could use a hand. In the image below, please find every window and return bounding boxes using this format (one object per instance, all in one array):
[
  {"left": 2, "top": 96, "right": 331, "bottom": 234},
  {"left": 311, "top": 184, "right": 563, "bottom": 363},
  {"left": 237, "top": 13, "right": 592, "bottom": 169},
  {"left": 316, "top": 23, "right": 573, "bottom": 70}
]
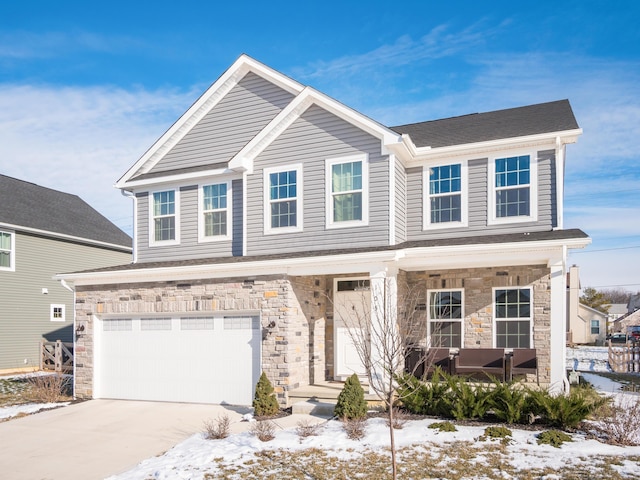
[
  {"left": 200, "top": 183, "right": 230, "bottom": 241},
  {"left": 490, "top": 154, "right": 537, "bottom": 223},
  {"left": 424, "top": 163, "right": 467, "bottom": 228},
  {"left": 151, "top": 190, "right": 179, "bottom": 244},
  {"left": 428, "top": 290, "right": 463, "bottom": 348},
  {"left": 264, "top": 165, "right": 302, "bottom": 234},
  {"left": 326, "top": 154, "right": 368, "bottom": 227},
  {"left": 141, "top": 318, "right": 172, "bottom": 331},
  {"left": 591, "top": 319, "right": 600, "bottom": 335},
  {"left": 494, "top": 288, "right": 531, "bottom": 348},
  {"left": 50, "top": 304, "right": 65, "bottom": 322},
  {"left": 0, "top": 231, "right": 14, "bottom": 271},
  {"left": 103, "top": 319, "right": 132, "bottom": 331}
]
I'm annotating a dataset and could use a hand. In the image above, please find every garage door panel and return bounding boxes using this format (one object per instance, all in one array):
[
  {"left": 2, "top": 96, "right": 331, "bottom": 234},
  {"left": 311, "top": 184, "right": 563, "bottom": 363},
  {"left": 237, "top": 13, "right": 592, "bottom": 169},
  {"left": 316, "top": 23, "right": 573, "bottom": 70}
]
[{"left": 96, "top": 316, "right": 260, "bottom": 405}]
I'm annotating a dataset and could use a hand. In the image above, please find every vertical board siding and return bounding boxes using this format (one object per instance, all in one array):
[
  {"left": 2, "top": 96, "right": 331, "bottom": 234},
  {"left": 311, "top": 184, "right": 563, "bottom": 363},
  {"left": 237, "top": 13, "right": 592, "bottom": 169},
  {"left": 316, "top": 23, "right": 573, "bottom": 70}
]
[
  {"left": 246, "top": 105, "right": 390, "bottom": 255},
  {"left": 0, "top": 232, "right": 130, "bottom": 370},
  {"left": 395, "top": 159, "right": 407, "bottom": 243},
  {"left": 150, "top": 73, "right": 294, "bottom": 174}
]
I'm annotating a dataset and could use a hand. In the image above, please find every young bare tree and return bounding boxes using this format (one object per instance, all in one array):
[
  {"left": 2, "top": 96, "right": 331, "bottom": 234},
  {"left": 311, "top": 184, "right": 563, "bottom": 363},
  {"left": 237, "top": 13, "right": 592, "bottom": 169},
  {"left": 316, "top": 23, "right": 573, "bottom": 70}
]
[{"left": 332, "top": 274, "right": 439, "bottom": 480}]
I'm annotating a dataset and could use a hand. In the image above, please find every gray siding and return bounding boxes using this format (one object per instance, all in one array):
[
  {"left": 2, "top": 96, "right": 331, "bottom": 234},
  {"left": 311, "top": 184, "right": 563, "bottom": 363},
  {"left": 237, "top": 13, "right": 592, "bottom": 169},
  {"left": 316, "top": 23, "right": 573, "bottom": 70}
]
[
  {"left": 0, "top": 232, "right": 130, "bottom": 371},
  {"left": 394, "top": 158, "right": 407, "bottom": 243},
  {"left": 150, "top": 73, "right": 295, "bottom": 174},
  {"left": 406, "top": 150, "right": 557, "bottom": 241},
  {"left": 246, "top": 105, "right": 390, "bottom": 255},
  {"left": 232, "top": 178, "right": 243, "bottom": 256}
]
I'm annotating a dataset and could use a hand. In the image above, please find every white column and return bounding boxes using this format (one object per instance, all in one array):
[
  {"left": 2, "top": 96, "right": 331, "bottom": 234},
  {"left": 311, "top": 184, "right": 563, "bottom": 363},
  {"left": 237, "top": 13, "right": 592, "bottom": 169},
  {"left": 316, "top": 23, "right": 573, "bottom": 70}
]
[{"left": 549, "top": 248, "right": 568, "bottom": 394}]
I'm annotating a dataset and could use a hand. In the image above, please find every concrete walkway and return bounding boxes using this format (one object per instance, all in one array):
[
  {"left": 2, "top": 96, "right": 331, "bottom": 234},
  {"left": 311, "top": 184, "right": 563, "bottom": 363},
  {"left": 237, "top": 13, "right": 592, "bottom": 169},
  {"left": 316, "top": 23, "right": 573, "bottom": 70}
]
[{"left": 0, "top": 399, "right": 326, "bottom": 480}]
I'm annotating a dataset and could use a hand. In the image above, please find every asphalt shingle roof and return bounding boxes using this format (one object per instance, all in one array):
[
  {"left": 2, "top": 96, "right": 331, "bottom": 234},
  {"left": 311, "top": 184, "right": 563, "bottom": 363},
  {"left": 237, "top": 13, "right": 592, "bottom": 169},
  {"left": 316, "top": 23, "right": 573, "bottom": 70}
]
[
  {"left": 0, "top": 174, "right": 131, "bottom": 249},
  {"left": 390, "top": 100, "right": 579, "bottom": 148}
]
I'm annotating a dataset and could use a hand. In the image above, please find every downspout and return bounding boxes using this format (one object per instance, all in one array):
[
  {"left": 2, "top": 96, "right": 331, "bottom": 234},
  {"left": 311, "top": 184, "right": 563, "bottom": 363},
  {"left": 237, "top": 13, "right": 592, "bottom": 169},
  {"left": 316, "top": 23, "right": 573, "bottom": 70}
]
[{"left": 121, "top": 190, "right": 138, "bottom": 263}]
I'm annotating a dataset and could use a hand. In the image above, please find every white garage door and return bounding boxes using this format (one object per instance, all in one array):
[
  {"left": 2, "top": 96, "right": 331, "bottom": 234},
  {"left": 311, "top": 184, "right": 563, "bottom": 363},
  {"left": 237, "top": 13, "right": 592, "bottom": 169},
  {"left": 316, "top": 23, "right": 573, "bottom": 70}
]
[{"left": 95, "top": 315, "right": 261, "bottom": 405}]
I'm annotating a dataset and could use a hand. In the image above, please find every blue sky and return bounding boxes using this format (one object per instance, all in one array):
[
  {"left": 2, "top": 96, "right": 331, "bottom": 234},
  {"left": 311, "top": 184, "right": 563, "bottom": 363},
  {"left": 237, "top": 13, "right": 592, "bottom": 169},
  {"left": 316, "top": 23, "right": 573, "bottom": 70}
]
[{"left": 1, "top": 1, "right": 638, "bottom": 292}]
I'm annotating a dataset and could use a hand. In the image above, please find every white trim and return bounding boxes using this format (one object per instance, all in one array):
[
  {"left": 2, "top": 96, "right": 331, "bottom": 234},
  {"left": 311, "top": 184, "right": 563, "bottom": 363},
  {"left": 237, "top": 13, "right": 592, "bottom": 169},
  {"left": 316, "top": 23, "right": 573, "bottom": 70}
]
[
  {"left": 198, "top": 181, "right": 232, "bottom": 242},
  {"left": 388, "top": 154, "right": 396, "bottom": 245},
  {"left": 242, "top": 172, "right": 248, "bottom": 256},
  {"left": 488, "top": 151, "right": 538, "bottom": 225},
  {"left": 555, "top": 137, "right": 565, "bottom": 229},
  {"left": 263, "top": 164, "right": 303, "bottom": 235},
  {"left": 427, "top": 288, "right": 465, "bottom": 348},
  {"left": 325, "top": 153, "right": 369, "bottom": 229},
  {"left": 50, "top": 304, "right": 66, "bottom": 322},
  {"left": 0, "top": 229, "right": 15, "bottom": 272},
  {"left": 492, "top": 286, "right": 533, "bottom": 348},
  {"left": 423, "top": 160, "right": 469, "bottom": 230},
  {"left": 148, "top": 189, "right": 180, "bottom": 247}
]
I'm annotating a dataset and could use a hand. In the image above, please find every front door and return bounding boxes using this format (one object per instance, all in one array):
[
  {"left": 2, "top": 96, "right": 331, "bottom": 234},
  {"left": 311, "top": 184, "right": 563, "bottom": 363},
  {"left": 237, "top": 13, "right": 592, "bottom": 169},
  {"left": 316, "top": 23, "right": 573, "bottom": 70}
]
[{"left": 334, "top": 278, "right": 370, "bottom": 380}]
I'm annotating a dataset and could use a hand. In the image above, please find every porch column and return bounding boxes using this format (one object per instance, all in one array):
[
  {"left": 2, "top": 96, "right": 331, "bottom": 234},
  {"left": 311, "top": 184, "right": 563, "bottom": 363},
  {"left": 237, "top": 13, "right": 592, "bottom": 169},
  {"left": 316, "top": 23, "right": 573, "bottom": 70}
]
[
  {"left": 368, "top": 265, "right": 398, "bottom": 395},
  {"left": 549, "top": 251, "right": 568, "bottom": 394}
]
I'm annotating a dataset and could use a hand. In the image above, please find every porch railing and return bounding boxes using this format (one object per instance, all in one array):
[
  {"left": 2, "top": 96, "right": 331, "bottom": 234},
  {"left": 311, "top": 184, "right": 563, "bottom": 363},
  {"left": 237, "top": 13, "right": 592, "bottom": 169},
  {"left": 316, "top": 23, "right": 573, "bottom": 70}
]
[{"left": 41, "top": 340, "right": 74, "bottom": 373}]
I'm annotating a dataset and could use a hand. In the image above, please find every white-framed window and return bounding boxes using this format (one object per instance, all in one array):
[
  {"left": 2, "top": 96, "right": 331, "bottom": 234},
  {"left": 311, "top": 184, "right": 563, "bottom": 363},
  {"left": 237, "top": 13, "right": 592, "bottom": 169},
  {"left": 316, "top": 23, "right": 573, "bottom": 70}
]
[
  {"left": 50, "top": 304, "right": 65, "bottom": 322},
  {"left": 264, "top": 164, "right": 303, "bottom": 234},
  {"left": 199, "top": 182, "right": 231, "bottom": 241},
  {"left": 424, "top": 162, "right": 468, "bottom": 229},
  {"left": 0, "top": 230, "right": 15, "bottom": 271},
  {"left": 488, "top": 153, "right": 537, "bottom": 224},
  {"left": 149, "top": 189, "right": 179, "bottom": 245},
  {"left": 326, "top": 154, "right": 369, "bottom": 228},
  {"left": 591, "top": 319, "right": 600, "bottom": 335},
  {"left": 494, "top": 287, "right": 532, "bottom": 348},
  {"left": 427, "top": 289, "right": 464, "bottom": 348}
]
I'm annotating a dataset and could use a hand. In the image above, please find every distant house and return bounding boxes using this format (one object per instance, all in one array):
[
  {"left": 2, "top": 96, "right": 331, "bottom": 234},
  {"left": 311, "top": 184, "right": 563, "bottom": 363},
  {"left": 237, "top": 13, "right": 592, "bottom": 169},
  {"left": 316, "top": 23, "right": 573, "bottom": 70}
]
[
  {"left": 628, "top": 294, "right": 640, "bottom": 313},
  {"left": 566, "top": 265, "right": 607, "bottom": 345},
  {"left": 0, "top": 175, "right": 132, "bottom": 373},
  {"left": 606, "top": 304, "right": 628, "bottom": 332},
  {"left": 57, "top": 55, "right": 590, "bottom": 406},
  {"left": 612, "top": 309, "right": 640, "bottom": 335}
]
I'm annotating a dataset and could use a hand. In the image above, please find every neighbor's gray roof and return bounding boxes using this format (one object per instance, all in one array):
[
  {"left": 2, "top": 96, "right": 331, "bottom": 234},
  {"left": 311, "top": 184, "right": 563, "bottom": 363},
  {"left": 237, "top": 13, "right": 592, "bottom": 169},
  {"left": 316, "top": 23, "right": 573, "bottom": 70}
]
[
  {"left": 391, "top": 100, "right": 579, "bottom": 148},
  {"left": 0, "top": 174, "right": 131, "bottom": 249}
]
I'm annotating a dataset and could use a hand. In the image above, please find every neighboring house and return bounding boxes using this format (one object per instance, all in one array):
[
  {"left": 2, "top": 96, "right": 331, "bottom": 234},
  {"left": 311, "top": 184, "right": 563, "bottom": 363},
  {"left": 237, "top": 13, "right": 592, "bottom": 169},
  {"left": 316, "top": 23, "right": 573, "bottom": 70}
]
[
  {"left": 57, "top": 55, "right": 590, "bottom": 406},
  {"left": 606, "top": 304, "right": 628, "bottom": 332},
  {"left": 566, "top": 265, "right": 607, "bottom": 345},
  {"left": 627, "top": 294, "right": 640, "bottom": 313},
  {"left": 612, "top": 309, "right": 640, "bottom": 335},
  {"left": 0, "top": 175, "right": 132, "bottom": 373}
]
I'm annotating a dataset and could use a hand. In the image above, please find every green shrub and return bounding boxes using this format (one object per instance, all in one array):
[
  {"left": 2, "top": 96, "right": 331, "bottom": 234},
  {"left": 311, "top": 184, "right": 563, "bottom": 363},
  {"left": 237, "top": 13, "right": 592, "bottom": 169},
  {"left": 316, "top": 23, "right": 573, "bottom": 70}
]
[
  {"left": 428, "top": 421, "right": 457, "bottom": 432},
  {"left": 482, "top": 425, "right": 512, "bottom": 439},
  {"left": 441, "top": 375, "right": 493, "bottom": 420},
  {"left": 527, "top": 385, "right": 606, "bottom": 429},
  {"left": 537, "top": 430, "right": 573, "bottom": 448},
  {"left": 397, "top": 368, "right": 449, "bottom": 416},
  {"left": 489, "top": 380, "right": 535, "bottom": 424},
  {"left": 334, "top": 373, "right": 368, "bottom": 420},
  {"left": 253, "top": 372, "right": 280, "bottom": 417}
]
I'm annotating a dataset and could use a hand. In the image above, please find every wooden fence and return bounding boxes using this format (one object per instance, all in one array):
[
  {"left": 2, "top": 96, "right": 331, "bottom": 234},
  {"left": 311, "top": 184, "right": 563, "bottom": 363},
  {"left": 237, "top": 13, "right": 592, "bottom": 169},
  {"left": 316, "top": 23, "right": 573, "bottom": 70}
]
[
  {"left": 608, "top": 342, "right": 640, "bottom": 373},
  {"left": 41, "top": 340, "right": 74, "bottom": 373}
]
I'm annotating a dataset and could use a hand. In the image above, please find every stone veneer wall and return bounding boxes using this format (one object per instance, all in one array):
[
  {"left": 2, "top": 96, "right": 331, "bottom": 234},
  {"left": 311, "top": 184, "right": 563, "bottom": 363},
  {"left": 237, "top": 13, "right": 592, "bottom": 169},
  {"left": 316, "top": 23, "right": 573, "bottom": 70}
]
[
  {"left": 74, "top": 275, "right": 323, "bottom": 406},
  {"left": 406, "top": 264, "right": 552, "bottom": 384}
]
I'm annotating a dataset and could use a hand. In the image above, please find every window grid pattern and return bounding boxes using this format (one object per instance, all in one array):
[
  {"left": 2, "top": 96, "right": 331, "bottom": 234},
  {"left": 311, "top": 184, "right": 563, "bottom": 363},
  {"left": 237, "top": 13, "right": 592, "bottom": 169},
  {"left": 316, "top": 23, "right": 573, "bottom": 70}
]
[
  {"left": 495, "top": 288, "right": 531, "bottom": 348},
  {"left": 429, "top": 164, "right": 462, "bottom": 224},
  {"left": 332, "top": 161, "right": 362, "bottom": 222},
  {"left": 495, "top": 155, "right": 530, "bottom": 218},
  {"left": 153, "top": 191, "right": 176, "bottom": 241},
  {"left": 591, "top": 320, "right": 600, "bottom": 335},
  {"left": 0, "top": 231, "right": 12, "bottom": 268},
  {"left": 223, "top": 317, "right": 259, "bottom": 330},
  {"left": 103, "top": 319, "right": 133, "bottom": 331},
  {"left": 52, "top": 307, "right": 64, "bottom": 319},
  {"left": 141, "top": 318, "right": 172, "bottom": 331},
  {"left": 181, "top": 317, "right": 215, "bottom": 330},
  {"left": 428, "top": 290, "right": 463, "bottom": 348},
  {"left": 269, "top": 170, "right": 297, "bottom": 228},
  {"left": 203, "top": 184, "right": 227, "bottom": 237}
]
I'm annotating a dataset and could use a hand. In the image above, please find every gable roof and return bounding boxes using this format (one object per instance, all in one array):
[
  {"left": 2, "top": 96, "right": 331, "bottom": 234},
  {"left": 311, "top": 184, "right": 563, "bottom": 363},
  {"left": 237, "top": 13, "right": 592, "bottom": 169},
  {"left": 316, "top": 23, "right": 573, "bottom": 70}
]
[
  {"left": 391, "top": 100, "right": 579, "bottom": 148},
  {"left": 0, "top": 174, "right": 131, "bottom": 251}
]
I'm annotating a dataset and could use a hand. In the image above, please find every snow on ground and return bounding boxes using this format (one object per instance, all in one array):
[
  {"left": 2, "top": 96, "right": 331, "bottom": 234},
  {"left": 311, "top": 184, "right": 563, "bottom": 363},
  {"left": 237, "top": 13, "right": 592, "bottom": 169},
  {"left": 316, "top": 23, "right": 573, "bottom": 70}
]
[
  {"left": 0, "top": 402, "right": 70, "bottom": 420},
  {"left": 566, "top": 346, "right": 611, "bottom": 372}
]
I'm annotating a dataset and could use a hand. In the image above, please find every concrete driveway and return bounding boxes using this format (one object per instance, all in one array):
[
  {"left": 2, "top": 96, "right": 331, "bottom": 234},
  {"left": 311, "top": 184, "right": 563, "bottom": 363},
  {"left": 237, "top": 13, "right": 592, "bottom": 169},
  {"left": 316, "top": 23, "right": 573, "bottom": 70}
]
[{"left": 0, "top": 399, "right": 255, "bottom": 480}]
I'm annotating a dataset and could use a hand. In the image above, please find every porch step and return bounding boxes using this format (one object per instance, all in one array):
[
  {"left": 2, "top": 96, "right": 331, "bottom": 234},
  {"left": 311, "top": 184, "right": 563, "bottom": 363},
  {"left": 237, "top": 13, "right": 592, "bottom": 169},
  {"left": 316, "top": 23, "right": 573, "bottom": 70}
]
[
  {"left": 287, "top": 381, "right": 383, "bottom": 412},
  {"left": 291, "top": 400, "right": 336, "bottom": 416}
]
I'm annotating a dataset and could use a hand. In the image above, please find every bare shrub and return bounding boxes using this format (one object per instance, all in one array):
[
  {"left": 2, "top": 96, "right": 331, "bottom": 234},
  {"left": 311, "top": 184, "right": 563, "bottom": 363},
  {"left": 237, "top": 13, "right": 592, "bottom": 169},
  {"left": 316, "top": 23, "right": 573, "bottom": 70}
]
[
  {"left": 592, "top": 395, "right": 640, "bottom": 446},
  {"left": 386, "top": 407, "right": 409, "bottom": 430},
  {"left": 204, "top": 414, "right": 231, "bottom": 440},
  {"left": 27, "top": 374, "right": 71, "bottom": 403},
  {"left": 296, "top": 419, "right": 322, "bottom": 439},
  {"left": 342, "top": 416, "right": 367, "bottom": 440},
  {"left": 250, "top": 420, "right": 276, "bottom": 442}
]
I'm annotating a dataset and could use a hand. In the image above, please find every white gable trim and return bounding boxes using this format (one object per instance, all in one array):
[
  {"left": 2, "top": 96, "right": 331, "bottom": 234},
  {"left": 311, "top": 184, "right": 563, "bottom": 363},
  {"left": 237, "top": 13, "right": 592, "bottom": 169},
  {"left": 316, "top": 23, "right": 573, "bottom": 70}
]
[{"left": 115, "top": 55, "right": 305, "bottom": 188}]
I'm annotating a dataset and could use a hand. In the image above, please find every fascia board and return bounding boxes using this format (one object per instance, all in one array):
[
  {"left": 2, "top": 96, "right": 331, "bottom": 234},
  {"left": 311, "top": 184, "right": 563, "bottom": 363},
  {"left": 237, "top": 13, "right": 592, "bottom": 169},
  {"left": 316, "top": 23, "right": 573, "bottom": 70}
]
[
  {"left": 116, "top": 55, "right": 305, "bottom": 188},
  {"left": 119, "top": 167, "right": 236, "bottom": 189},
  {"left": 401, "top": 128, "right": 583, "bottom": 166},
  {"left": 0, "top": 222, "right": 132, "bottom": 253}
]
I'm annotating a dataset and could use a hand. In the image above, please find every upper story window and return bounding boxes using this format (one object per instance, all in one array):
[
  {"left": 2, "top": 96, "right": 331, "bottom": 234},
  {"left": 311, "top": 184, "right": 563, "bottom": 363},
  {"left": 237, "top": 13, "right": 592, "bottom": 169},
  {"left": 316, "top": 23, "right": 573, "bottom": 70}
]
[
  {"left": 50, "top": 304, "right": 65, "bottom": 322},
  {"left": 150, "top": 190, "right": 179, "bottom": 245},
  {"left": 489, "top": 154, "right": 537, "bottom": 224},
  {"left": 326, "top": 154, "right": 368, "bottom": 228},
  {"left": 494, "top": 287, "right": 532, "bottom": 348},
  {"left": 428, "top": 289, "right": 463, "bottom": 348},
  {"left": 264, "top": 164, "right": 303, "bottom": 234},
  {"left": 0, "top": 230, "right": 14, "bottom": 271},
  {"left": 200, "top": 182, "right": 231, "bottom": 241},
  {"left": 424, "top": 163, "right": 467, "bottom": 229}
]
